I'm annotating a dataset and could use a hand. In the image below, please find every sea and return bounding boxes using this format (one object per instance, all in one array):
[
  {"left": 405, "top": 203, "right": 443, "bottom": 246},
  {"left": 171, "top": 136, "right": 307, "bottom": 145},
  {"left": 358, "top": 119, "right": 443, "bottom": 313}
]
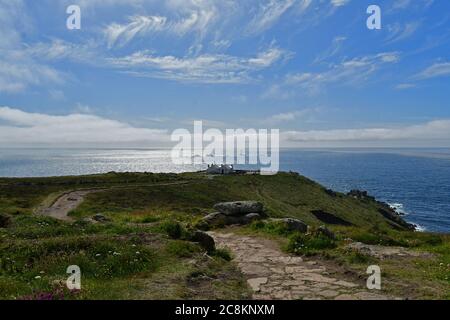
[{"left": 0, "top": 148, "right": 449, "bottom": 233}]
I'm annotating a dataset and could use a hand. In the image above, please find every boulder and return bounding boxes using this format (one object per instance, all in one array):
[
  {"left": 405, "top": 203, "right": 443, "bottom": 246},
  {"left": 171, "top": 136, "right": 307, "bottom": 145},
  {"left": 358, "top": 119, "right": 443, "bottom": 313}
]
[
  {"left": 202, "top": 212, "right": 229, "bottom": 226},
  {"left": 199, "top": 211, "right": 264, "bottom": 229},
  {"left": 213, "top": 201, "right": 264, "bottom": 216},
  {"left": 0, "top": 213, "right": 12, "bottom": 228},
  {"left": 191, "top": 231, "right": 216, "bottom": 253},
  {"left": 272, "top": 218, "right": 308, "bottom": 233}
]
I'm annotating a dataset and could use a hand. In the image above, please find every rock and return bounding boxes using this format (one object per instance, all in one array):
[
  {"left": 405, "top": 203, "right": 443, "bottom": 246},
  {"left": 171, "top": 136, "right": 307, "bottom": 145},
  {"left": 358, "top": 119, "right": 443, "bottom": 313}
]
[
  {"left": 272, "top": 218, "right": 308, "bottom": 233},
  {"left": 203, "top": 212, "right": 229, "bottom": 226},
  {"left": 199, "top": 212, "right": 263, "bottom": 229},
  {"left": 347, "top": 190, "right": 375, "bottom": 201},
  {"left": 0, "top": 213, "right": 12, "bottom": 228},
  {"left": 213, "top": 201, "right": 264, "bottom": 216},
  {"left": 92, "top": 214, "right": 111, "bottom": 223},
  {"left": 243, "top": 213, "right": 262, "bottom": 224},
  {"left": 317, "top": 226, "right": 336, "bottom": 240},
  {"left": 247, "top": 277, "right": 268, "bottom": 292},
  {"left": 346, "top": 242, "right": 433, "bottom": 259},
  {"left": 191, "top": 231, "right": 216, "bottom": 253}
]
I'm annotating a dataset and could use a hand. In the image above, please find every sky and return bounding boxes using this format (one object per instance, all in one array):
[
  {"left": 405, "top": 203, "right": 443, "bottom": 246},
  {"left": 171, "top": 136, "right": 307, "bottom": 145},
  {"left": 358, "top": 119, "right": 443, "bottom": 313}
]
[{"left": 0, "top": 0, "right": 449, "bottom": 148}]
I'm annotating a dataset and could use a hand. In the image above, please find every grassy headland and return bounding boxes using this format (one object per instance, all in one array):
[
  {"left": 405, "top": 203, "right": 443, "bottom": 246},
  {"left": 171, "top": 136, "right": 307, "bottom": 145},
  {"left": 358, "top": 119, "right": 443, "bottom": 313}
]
[{"left": 0, "top": 172, "right": 448, "bottom": 299}]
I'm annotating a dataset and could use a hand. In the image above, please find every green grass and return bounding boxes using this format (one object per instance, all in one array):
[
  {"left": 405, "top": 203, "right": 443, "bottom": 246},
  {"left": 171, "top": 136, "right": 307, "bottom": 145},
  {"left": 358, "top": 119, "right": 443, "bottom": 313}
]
[{"left": 0, "top": 171, "right": 448, "bottom": 299}]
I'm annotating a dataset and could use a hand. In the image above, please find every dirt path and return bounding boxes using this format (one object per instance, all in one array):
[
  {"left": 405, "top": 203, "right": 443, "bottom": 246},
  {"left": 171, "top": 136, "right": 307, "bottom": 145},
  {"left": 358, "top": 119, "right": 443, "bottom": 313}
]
[
  {"left": 210, "top": 232, "right": 392, "bottom": 300},
  {"left": 37, "top": 181, "right": 192, "bottom": 221},
  {"left": 37, "top": 190, "right": 103, "bottom": 221}
]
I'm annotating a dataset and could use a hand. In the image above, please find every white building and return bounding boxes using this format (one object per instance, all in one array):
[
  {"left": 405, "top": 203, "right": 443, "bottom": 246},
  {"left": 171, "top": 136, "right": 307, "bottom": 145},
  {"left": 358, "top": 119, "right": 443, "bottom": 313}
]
[{"left": 206, "top": 164, "right": 235, "bottom": 175}]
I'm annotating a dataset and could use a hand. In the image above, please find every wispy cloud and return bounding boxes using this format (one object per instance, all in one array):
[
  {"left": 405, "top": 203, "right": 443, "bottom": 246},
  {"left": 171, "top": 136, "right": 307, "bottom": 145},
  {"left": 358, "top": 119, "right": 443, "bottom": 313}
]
[
  {"left": 108, "top": 47, "right": 291, "bottom": 84},
  {"left": 0, "top": 1, "right": 64, "bottom": 93},
  {"left": 105, "top": 16, "right": 167, "bottom": 48},
  {"left": 283, "top": 52, "right": 400, "bottom": 92},
  {"left": 385, "top": 22, "right": 421, "bottom": 44},
  {"left": 413, "top": 61, "right": 450, "bottom": 80},
  {"left": 246, "top": 0, "right": 298, "bottom": 35}
]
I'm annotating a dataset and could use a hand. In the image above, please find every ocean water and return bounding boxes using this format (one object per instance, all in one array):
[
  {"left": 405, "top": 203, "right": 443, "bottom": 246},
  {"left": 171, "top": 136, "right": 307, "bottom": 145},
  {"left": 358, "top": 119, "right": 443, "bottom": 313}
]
[{"left": 0, "top": 148, "right": 449, "bottom": 233}]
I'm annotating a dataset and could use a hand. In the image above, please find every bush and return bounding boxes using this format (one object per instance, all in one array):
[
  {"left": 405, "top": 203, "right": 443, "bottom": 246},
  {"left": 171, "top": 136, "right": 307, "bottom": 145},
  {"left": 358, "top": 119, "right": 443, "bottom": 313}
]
[
  {"left": 162, "top": 221, "right": 184, "bottom": 239},
  {"left": 213, "top": 249, "right": 232, "bottom": 261},
  {"left": 287, "top": 233, "right": 336, "bottom": 256},
  {"left": 346, "top": 251, "right": 375, "bottom": 264}
]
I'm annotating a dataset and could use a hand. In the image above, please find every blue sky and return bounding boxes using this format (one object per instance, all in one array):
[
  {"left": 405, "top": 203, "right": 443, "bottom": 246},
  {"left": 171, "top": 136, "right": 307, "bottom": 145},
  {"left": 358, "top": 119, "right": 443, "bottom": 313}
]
[{"left": 0, "top": 0, "right": 449, "bottom": 147}]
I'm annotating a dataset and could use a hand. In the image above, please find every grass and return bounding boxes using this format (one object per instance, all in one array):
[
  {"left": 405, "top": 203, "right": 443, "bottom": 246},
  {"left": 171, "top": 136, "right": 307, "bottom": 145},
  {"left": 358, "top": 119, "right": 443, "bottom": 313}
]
[{"left": 0, "top": 171, "right": 449, "bottom": 299}]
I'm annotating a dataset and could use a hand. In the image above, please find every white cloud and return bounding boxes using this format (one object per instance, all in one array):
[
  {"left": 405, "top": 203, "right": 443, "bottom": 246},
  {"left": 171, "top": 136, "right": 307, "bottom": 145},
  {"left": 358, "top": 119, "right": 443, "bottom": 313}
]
[
  {"left": 331, "top": 0, "right": 350, "bottom": 7},
  {"left": 283, "top": 120, "right": 450, "bottom": 142},
  {"left": 0, "top": 52, "right": 64, "bottom": 93},
  {"left": 0, "top": 107, "right": 168, "bottom": 147},
  {"left": 0, "top": 2, "right": 65, "bottom": 93},
  {"left": 385, "top": 22, "right": 421, "bottom": 44},
  {"left": 246, "top": 0, "right": 297, "bottom": 35},
  {"left": 108, "top": 47, "right": 290, "bottom": 83},
  {"left": 414, "top": 61, "right": 450, "bottom": 80},
  {"left": 284, "top": 52, "right": 400, "bottom": 92},
  {"left": 3, "top": 107, "right": 449, "bottom": 148},
  {"left": 263, "top": 108, "right": 319, "bottom": 124},
  {"left": 105, "top": 16, "right": 168, "bottom": 48}
]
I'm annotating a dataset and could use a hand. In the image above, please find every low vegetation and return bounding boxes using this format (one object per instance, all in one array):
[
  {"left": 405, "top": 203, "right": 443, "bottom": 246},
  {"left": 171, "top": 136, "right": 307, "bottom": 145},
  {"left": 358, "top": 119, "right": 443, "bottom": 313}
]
[{"left": 0, "top": 171, "right": 449, "bottom": 299}]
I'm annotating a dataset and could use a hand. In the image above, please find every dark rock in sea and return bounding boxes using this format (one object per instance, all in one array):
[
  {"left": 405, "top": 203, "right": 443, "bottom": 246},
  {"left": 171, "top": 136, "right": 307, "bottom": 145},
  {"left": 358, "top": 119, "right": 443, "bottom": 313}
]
[
  {"left": 213, "top": 201, "right": 264, "bottom": 216},
  {"left": 0, "top": 213, "right": 12, "bottom": 228},
  {"left": 271, "top": 218, "right": 308, "bottom": 233},
  {"left": 191, "top": 231, "right": 215, "bottom": 253},
  {"left": 378, "top": 208, "right": 416, "bottom": 231}
]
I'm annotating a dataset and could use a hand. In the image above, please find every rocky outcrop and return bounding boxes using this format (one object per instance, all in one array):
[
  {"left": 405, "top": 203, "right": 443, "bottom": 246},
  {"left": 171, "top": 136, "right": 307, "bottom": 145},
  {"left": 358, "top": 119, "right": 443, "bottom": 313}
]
[
  {"left": 348, "top": 190, "right": 416, "bottom": 231},
  {"left": 198, "top": 201, "right": 264, "bottom": 229},
  {"left": 213, "top": 201, "right": 264, "bottom": 216},
  {"left": 347, "top": 190, "right": 375, "bottom": 201}
]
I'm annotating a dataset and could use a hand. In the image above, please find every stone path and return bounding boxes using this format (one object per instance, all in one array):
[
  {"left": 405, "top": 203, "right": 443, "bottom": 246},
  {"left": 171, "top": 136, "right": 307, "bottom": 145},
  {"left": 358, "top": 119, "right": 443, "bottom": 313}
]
[{"left": 210, "top": 232, "right": 392, "bottom": 300}]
